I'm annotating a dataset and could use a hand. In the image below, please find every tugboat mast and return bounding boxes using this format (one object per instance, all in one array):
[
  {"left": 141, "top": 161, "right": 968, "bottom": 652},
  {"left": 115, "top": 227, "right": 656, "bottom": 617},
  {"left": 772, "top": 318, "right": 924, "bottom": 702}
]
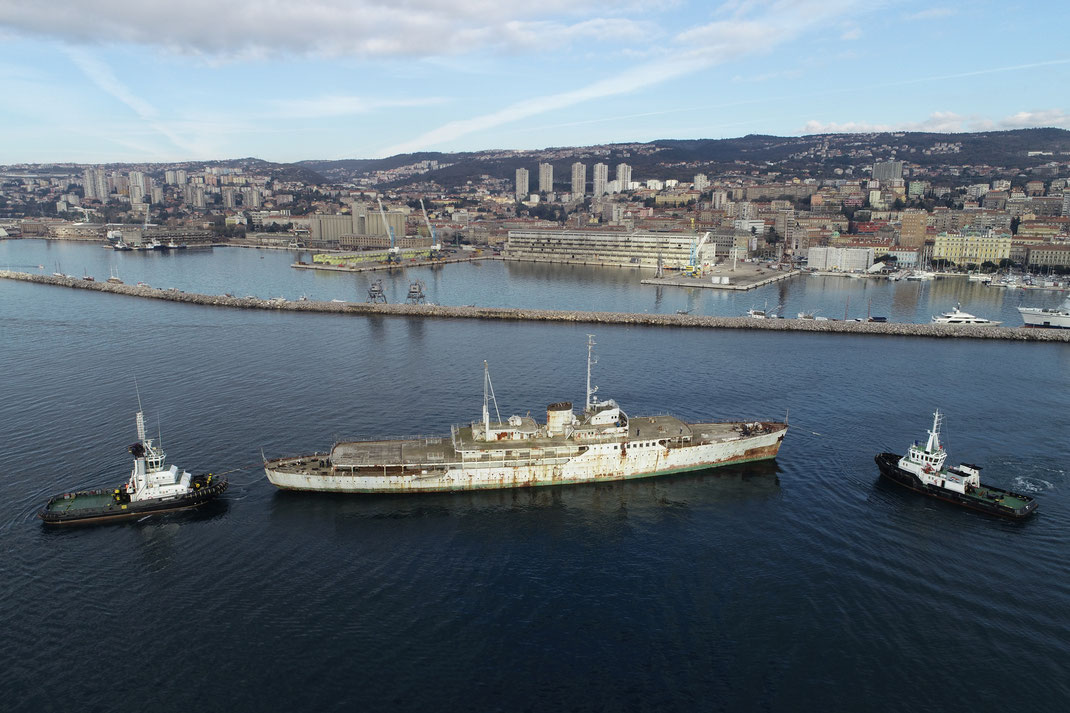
[{"left": 926, "top": 409, "right": 943, "bottom": 452}]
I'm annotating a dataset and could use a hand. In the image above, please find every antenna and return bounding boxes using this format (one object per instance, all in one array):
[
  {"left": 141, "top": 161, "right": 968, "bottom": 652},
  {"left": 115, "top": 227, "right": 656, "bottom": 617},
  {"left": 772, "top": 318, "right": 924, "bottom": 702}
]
[
  {"left": 585, "top": 335, "right": 598, "bottom": 411},
  {"left": 134, "top": 376, "right": 144, "bottom": 413}
]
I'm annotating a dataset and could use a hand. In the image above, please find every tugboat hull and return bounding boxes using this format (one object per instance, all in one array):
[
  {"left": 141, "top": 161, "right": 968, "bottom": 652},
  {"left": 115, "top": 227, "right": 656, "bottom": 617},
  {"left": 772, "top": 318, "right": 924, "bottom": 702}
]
[
  {"left": 875, "top": 453, "right": 1036, "bottom": 519},
  {"left": 39, "top": 477, "right": 227, "bottom": 525}
]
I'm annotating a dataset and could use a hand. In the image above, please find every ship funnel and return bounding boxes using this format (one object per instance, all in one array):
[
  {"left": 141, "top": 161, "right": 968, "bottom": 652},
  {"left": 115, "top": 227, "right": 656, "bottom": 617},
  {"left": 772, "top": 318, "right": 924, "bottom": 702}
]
[{"left": 546, "top": 402, "right": 573, "bottom": 436}]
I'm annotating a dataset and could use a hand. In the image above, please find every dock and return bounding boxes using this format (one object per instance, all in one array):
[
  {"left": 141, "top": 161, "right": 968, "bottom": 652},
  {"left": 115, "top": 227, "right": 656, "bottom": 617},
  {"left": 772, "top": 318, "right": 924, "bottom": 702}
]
[
  {"left": 2, "top": 270, "right": 1068, "bottom": 342},
  {"left": 291, "top": 254, "right": 493, "bottom": 273},
  {"left": 641, "top": 269, "right": 799, "bottom": 291}
]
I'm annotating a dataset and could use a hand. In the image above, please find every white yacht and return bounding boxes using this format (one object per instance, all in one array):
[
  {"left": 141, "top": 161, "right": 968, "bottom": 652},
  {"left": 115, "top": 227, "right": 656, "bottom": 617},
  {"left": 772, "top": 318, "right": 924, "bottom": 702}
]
[{"left": 931, "top": 304, "right": 1001, "bottom": 326}]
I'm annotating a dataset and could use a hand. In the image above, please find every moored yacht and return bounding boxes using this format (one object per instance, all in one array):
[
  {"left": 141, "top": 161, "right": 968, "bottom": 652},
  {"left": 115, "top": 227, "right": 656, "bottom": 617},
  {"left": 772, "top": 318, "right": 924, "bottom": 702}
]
[
  {"left": 931, "top": 304, "right": 1001, "bottom": 326},
  {"left": 1018, "top": 295, "right": 1070, "bottom": 329}
]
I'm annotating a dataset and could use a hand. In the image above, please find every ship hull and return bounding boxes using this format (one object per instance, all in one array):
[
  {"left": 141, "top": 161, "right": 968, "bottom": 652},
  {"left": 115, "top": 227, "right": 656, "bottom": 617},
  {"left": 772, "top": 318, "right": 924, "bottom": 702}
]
[
  {"left": 875, "top": 453, "right": 1036, "bottom": 519},
  {"left": 1018, "top": 308, "right": 1070, "bottom": 329},
  {"left": 266, "top": 426, "right": 786, "bottom": 494},
  {"left": 38, "top": 478, "right": 228, "bottom": 525}
]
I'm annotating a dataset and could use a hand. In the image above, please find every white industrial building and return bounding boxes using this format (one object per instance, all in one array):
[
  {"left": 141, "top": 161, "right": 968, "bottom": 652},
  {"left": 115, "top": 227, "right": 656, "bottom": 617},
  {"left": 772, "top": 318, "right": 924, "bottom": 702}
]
[{"left": 807, "top": 246, "right": 875, "bottom": 272}]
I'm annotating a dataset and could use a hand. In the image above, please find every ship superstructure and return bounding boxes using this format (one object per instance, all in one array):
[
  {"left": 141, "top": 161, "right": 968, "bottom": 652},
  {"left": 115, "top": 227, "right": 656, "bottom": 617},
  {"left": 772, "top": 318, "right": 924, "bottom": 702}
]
[{"left": 265, "top": 336, "right": 787, "bottom": 494}]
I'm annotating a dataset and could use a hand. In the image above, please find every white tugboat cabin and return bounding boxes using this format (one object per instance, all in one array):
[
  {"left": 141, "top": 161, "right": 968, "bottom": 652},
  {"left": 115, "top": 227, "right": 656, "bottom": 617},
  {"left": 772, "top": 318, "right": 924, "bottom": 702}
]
[
  {"left": 124, "top": 410, "right": 194, "bottom": 502},
  {"left": 896, "top": 410, "right": 980, "bottom": 494}
]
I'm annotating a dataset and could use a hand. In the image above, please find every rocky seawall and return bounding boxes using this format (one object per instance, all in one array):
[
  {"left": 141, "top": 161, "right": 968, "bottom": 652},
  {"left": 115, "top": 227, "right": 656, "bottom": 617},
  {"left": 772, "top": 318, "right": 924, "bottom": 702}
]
[{"left": 3, "top": 271, "right": 1068, "bottom": 342}]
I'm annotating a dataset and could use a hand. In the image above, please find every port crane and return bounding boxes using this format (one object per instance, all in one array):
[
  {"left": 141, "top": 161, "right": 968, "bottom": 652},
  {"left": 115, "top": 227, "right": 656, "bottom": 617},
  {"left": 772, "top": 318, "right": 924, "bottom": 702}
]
[
  {"left": 419, "top": 198, "right": 442, "bottom": 259},
  {"left": 683, "top": 231, "right": 712, "bottom": 277},
  {"left": 367, "top": 279, "right": 387, "bottom": 303},
  {"left": 377, "top": 198, "right": 401, "bottom": 264}
]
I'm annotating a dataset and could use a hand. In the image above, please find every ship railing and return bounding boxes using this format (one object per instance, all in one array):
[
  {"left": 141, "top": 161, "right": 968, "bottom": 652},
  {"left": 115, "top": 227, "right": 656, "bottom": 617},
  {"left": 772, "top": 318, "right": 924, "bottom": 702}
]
[{"left": 334, "top": 433, "right": 450, "bottom": 444}]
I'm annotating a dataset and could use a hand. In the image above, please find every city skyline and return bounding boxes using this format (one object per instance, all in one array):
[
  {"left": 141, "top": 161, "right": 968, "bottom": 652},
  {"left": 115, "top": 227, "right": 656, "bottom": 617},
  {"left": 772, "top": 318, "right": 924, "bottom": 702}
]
[{"left": 1, "top": 1, "right": 1068, "bottom": 164}]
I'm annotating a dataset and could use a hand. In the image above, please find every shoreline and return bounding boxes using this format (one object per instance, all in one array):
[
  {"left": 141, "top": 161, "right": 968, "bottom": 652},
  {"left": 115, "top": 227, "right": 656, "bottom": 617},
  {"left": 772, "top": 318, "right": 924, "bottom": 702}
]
[{"left": 2, "top": 270, "right": 1067, "bottom": 342}]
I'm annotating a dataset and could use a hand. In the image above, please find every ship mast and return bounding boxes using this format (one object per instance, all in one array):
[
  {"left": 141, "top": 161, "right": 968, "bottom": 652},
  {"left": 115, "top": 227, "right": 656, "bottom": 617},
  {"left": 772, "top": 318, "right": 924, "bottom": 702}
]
[
  {"left": 482, "top": 360, "right": 502, "bottom": 438},
  {"left": 483, "top": 360, "right": 490, "bottom": 435},
  {"left": 585, "top": 334, "right": 598, "bottom": 412},
  {"left": 925, "top": 409, "right": 943, "bottom": 452}
]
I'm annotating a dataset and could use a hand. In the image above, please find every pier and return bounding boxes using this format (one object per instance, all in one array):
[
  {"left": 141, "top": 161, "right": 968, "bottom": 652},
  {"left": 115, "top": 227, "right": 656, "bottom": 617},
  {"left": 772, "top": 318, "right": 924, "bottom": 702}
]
[
  {"left": 291, "top": 254, "right": 493, "bottom": 273},
  {"left": 2, "top": 270, "right": 1068, "bottom": 342}
]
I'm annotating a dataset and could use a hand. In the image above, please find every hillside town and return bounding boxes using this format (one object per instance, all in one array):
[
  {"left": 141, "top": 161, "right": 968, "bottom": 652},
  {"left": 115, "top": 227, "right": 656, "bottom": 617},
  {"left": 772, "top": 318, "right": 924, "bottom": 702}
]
[{"left": 2, "top": 130, "right": 1069, "bottom": 275}]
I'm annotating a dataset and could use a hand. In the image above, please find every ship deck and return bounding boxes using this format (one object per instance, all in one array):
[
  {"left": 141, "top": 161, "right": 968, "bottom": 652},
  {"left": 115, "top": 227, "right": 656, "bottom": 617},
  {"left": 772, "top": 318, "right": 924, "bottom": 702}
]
[
  {"left": 274, "top": 418, "right": 781, "bottom": 474},
  {"left": 44, "top": 492, "right": 115, "bottom": 513},
  {"left": 964, "top": 488, "right": 1032, "bottom": 511}
]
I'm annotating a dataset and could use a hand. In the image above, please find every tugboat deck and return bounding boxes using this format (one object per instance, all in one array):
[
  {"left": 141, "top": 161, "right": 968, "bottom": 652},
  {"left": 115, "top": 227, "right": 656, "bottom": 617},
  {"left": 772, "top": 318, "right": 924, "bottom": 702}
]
[
  {"left": 44, "top": 491, "right": 115, "bottom": 513},
  {"left": 962, "top": 487, "right": 1032, "bottom": 511}
]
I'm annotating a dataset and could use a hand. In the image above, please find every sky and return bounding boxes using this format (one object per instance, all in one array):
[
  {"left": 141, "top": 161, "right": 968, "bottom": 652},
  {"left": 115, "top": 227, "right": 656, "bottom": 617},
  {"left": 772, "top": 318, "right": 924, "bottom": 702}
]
[{"left": 0, "top": 0, "right": 1068, "bottom": 164}]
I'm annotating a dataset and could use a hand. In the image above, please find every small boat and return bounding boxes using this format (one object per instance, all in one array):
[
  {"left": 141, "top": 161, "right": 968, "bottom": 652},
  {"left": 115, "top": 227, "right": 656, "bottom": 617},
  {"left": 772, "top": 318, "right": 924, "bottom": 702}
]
[
  {"left": 931, "top": 304, "right": 1001, "bottom": 326},
  {"left": 39, "top": 408, "right": 227, "bottom": 525},
  {"left": 745, "top": 301, "right": 781, "bottom": 319},
  {"left": 1018, "top": 295, "right": 1070, "bottom": 329},
  {"left": 905, "top": 270, "right": 935, "bottom": 281},
  {"left": 875, "top": 410, "right": 1037, "bottom": 519}
]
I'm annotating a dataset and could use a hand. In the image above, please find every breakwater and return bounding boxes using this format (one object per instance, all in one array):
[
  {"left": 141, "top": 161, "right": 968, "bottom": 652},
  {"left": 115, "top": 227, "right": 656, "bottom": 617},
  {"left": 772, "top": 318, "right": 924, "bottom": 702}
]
[{"left": 3, "top": 270, "right": 1068, "bottom": 342}]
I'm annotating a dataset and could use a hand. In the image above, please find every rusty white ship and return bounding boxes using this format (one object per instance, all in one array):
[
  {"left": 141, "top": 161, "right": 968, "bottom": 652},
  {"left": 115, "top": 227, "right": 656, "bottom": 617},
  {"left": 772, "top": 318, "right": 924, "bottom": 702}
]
[{"left": 264, "top": 337, "right": 788, "bottom": 494}]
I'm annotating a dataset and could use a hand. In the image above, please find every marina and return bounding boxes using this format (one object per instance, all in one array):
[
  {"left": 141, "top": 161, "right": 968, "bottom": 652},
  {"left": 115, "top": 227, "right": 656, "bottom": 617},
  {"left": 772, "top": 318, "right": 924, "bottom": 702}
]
[
  {"left": 1, "top": 264, "right": 1068, "bottom": 713},
  {"left": 4, "top": 239, "right": 1069, "bottom": 328}
]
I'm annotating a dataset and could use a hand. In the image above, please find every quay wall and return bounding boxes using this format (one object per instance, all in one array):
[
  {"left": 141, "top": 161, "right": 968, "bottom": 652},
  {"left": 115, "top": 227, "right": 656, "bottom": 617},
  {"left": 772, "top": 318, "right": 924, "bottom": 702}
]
[{"left": 2, "top": 271, "right": 1068, "bottom": 343}]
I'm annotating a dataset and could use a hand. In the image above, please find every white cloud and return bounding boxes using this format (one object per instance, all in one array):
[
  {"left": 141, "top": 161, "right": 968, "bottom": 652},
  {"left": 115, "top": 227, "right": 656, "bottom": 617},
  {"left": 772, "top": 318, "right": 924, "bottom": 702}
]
[
  {"left": 995, "top": 109, "right": 1070, "bottom": 130},
  {"left": 905, "top": 7, "right": 956, "bottom": 21},
  {"left": 798, "top": 108, "right": 1070, "bottom": 134},
  {"left": 840, "top": 26, "right": 862, "bottom": 41},
  {"left": 0, "top": 1, "right": 648, "bottom": 59},
  {"left": 62, "top": 47, "right": 250, "bottom": 158},
  {"left": 380, "top": 0, "right": 884, "bottom": 155}
]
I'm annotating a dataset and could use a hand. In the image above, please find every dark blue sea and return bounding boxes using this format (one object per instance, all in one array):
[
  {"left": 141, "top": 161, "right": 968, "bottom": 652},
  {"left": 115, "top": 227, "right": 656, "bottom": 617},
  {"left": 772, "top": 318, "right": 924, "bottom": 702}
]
[{"left": 1, "top": 240, "right": 1068, "bottom": 712}]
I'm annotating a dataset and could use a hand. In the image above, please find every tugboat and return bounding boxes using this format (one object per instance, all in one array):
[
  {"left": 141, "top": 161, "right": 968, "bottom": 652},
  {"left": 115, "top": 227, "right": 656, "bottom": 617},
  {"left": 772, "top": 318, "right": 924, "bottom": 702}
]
[
  {"left": 875, "top": 410, "right": 1037, "bottom": 519},
  {"left": 39, "top": 409, "right": 227, "bottom": 525}
]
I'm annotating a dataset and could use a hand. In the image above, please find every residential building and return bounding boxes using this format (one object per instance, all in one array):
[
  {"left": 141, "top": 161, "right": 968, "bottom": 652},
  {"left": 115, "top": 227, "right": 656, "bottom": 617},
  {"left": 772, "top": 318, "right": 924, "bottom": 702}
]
[
  {"left": 571, "top": 162, "right": 586, "bottom": 199},
  {"left": 616, "top": 163, "right": 632, "bottom": 192},
  {"left": 538, "top": 163, "right": 553, "bottom": 193},
  {"left": 592, "top": 163, "right": 608, "bottom": 196},
  {"left": 899, "top": 209, "right": 929, "bottom": 248},
  {"left": 1027, "top": 243, "right": 1070, "bottom": 268},
  {"left": 515, "top": 168, "right": 529, "bottom": 200},
  {"left": 872, "top": 160, "right": 903, "bottom": 183},
  {"left": 128, "top": 171, "right": 146, "bottom": 205}
]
